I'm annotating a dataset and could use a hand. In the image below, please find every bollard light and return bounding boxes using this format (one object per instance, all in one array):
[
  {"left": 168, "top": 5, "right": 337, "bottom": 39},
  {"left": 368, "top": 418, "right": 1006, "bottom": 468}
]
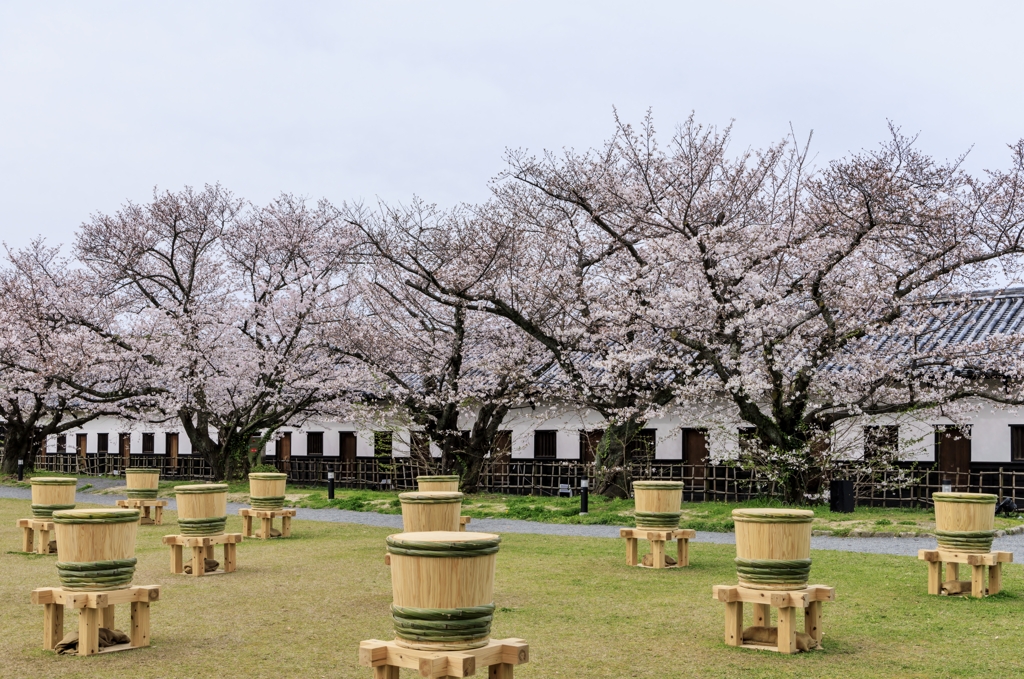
[
  {"left": 941, "top": 479, "right": 952, "bottom": 493},
  {"left": 327, "top": 471, "right": 335, "bottom": 500},
  {"left": 17, "top": 459, "right": 24, "bottom": 481},
  {"left": 580, "top": 479, "right": 589, "bottom": 515}
]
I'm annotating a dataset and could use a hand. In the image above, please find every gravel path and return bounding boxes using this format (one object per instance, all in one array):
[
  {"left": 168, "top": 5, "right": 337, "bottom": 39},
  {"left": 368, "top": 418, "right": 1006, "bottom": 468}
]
[{"left": 3, "top": 484, "right": 1021, "bottom": 560}]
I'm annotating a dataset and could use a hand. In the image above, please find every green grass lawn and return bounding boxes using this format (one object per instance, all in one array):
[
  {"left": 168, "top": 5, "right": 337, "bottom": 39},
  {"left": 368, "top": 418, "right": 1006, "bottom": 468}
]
[{"left": 1, "top": 496, "right": 1022, "bottom": 677}]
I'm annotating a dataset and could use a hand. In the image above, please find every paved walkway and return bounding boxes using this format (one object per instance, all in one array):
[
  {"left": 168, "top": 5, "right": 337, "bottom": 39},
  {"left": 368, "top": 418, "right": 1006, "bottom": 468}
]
[{"left": 3, "top": 483, "right": 1022, "bottom": 560}]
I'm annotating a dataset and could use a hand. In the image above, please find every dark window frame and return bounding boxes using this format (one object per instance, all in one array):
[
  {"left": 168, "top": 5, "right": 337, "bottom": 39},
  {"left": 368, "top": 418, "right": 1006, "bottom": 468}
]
[
  {"left": 307, "top": 431, "right": 324, "bottom": 456},
  {"left": 534, "top": 430, "right": 557, "bottom": 459},
  {"left": 97, "top": 433, "right": 109, "bottom": 455},
  {"left": 1011, "top": 425, "right": 1024, "bottom": 462},
  {"left": 56, "top": 435, "right": 66, "bottom": 453},
  {"left": 141, "top": 433, "right": 155, "bottom": 455}
]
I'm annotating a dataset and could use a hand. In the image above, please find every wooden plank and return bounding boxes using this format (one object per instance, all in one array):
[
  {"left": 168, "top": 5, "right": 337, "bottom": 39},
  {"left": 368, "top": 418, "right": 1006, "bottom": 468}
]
[
  {"left": 712, "top": 585, "right": 740, "bottom": 603},
  {"left": 489, "top": 664, "right": 514, "bottom": 679},
  {"left": 754, "top": 603, "right": 770, "bottom": 627},
  {"left": 945, "top": 562, "right": 959, "bottom": 581},
  {"left": 777, "top": 606, "right": 796, "bottom": 654},
  {"left": 79, "top": 606, "right": 100, "bottom": 657},
  {"left": 171, "top": 543, "right": 183, "bottom": 574},
  {"left": 21, "top": 525, "right": 33, "bottom": 553},
  {"left": 927, "top": 560, "right": 941, "bottom": 595},
  {"left": 224, "top": 543, "right": 237, "bottom": 573},
  {"left": 102, "top": 604, "right": 115, "bottom": 630},
  {"left": 43, "top": 602, "right": 63, "bottom": 650},
  {"left": 372, "top": 667, "right": 400, "bottom": 679},
  {"left": 191, "top": 546, "right": 205, "bottom": 577},
  {"left": 37, "top": 527, "right": 51, "bottom": 554},
  {"left": 989, "top": 563, "right": 1003, "bottom": 595},
  {"left": 725, "top": 601, "right": 743, "bottom": 646},
  {"left": 771, "top": 591, "right": 808, "bottom": 609},
  {"left": 500, "top": 640, "right": 529, "bottom": 665},
  {"left": 675, "top": 529, "right": 697, "bottom": 539},
  {"left": 971, "top": 565, "right": 986, "bottom": 598},
  {"left": 242, "top": 513, "right": 253, "bottom": 538},
  {"left": 282, "top": 515, "right": 292, "bottom": 538},
  {"left": 651, "top": 539, "right": 666, "bottom": 569},
  {"left": 31, "top": 588, "right": 57, "bottom": 605},
  {"left": 806, "top": 585, "right": 836, "bottom": 602},
  {"left": 677, "top": 536, "right": 689, "bottom": 567},
  {"left": 358, "top": 640, "right": 389, "bottom": 667},
  {"left": 804, "top": 601, "right": 822, "bottom": 644},
  {"left": 130, "top": 601, "right": 150, "bottom": 647},
  {"left": 918, "top": 549, "right": 940, "bottom": 562}
]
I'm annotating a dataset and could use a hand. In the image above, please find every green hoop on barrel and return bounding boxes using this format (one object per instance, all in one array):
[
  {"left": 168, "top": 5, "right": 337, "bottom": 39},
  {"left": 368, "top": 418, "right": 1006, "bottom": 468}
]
[
  {"left": 56, "top": 557, "right": 137, "bottom": 591},
  {"left": 391, "top": 604, "right": 494, "bottom": 646},
  {"left": 634, "top": 511, "right": 682, "bottom": 528},
  {"left": 735, "top": 558, "right": 812, "bottom": 585},
  {"left": 933, "top": 493, "right": 997, "bottom": 504},
  {"left": 399, "top": 492, "right": 464, "bottom": 505},
  {"left": 52, "top": 509, "right": 140, "bottom": 524},
  {"left": 935, "top": 529, "right": 996, "bottom": 551},
  {"left": 178, "top": 516, "right": 227, "bottom": 536},
  {"left": 31, "top": 503, "right": 76, "bottom": 518}
]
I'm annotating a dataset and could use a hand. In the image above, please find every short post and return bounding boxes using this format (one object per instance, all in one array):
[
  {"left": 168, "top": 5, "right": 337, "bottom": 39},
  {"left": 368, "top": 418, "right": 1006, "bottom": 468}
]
[
  {"left": 579, "top": 479, "right": 589, "bottom": 515},
  {"left": 328, "top": 471, "right": 335, "bottom": 500},
  {"left": 18, "top": 459, "right": 24, "bottom": 481}
]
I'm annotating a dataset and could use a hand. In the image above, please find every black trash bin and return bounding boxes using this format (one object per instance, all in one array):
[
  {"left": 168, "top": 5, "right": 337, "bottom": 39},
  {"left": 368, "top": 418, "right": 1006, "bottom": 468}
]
[{"left": 829, "top": 479, "right": 854, "bottom": 513}]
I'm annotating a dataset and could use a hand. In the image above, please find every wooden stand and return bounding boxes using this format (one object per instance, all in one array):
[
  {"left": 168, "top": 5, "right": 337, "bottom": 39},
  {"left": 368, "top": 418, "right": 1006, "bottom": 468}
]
[
  {"left": 620, "top": 528, "right": 696, "bottom": 568},
  {"left": 359, "top": 638, "right": 528, "bottom": 678},
  {"left": 918, "top": 549, "right": 1012, "bottom": 598},
  {"left": 712, "top": 584, "right": 835, "bottom": 654},
  {"left": 115, "top": 499, "right": 168, "bottom": 525},
  {"left": 460, "top": 516, "right": 471, "bottom": 532},
  {"left": 31, "top": 585, "right": 160, "bottom": 656},
  {"left": 162, "top": 533, "right": 242, "bottom": 576},
  {"left": 17, "top": 518, "right": 55, "bottom": 554},
  {"left": 239, "top": 508, "right": 295, "bottom": 539}
]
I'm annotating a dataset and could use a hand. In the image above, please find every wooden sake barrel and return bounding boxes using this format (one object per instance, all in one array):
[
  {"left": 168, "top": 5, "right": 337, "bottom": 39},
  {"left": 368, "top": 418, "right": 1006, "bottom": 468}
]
[
  {"left": 632, "top": 481, "right": 684, "bottom": 529},
  {"left": 30, "top": 477, "right": 77, "bottom": 518},
  {"left": 386, "top": 531, "right": 500, "bottom": 651},
  {"left": 733, "top": 508, "right": 814, "bottom": 590},
  {"left": 248, "top": 472, "right": 287, "bottom": 510},
  {"left": 400, "top": 492, "right": 463, "bottom": 532},
  {"left": 933, "top": 492, "right": 997, "bottom": 552},
  {"left": 52, "top": 508, "right": 140, "bottom": 591},
  {"left": 416, "top": 475, "right": 461, "bottom": 492},
  {"left": 125, "top": 468, "right": 160, "bottom": 499},
  {"left": 174, "top": 484, "right": 228, "bottom": 536}
]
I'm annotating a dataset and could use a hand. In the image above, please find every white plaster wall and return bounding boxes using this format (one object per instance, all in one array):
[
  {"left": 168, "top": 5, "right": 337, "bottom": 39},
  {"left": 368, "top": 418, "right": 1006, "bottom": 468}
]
[
  {"left": 356, "top": 430, "right": 374, "bottom": 457},
  {"left": 556, "top": 430, "right": 580, "bottom": 459}
]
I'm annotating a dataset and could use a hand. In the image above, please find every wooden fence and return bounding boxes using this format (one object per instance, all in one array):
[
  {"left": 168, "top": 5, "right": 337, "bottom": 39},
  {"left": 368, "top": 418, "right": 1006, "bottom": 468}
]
[{"left": 33, "top": 453, "right": 1024, "bottom": 507}]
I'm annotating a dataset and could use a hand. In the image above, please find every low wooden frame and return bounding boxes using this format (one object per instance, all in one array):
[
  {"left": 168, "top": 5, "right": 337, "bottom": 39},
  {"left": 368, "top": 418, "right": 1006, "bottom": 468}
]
[
  {"left": 918, "top": 549, "right": 1013, "bottom": 598},
  {"left": 239, "top": 508, "right": 295, "bottom": 539},
  {"left": 115, "top": 499, "right": 169, "bottom": 525},
  {"left": 359, "top": 638, "right": 529, "bottom": 678},
  {"left": 460, "top": 516, "right": 471, "bottom": 532},
  {"left": 620, "top": 528, "right": 696, "bottom": 569},
  {"left": 31, "top": 585, "right": 160, "bottom": 656},
  {"left": 162, "top": 533, "right": 242, "bottom": 576},
  {"left": 17, "top": 518, "right": 55, "bottom": 554},
  {"left": 712, "top": 584, "right": 835, "bottom": 654}
]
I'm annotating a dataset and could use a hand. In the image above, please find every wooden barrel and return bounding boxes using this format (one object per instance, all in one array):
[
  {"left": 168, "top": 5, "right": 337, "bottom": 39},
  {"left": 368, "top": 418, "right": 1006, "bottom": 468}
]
[
  {"left": 386, "top": 531, "right": 500, "bottom": 650},
  {"left": 125, "top": 468, "right": 160, "bottom": 499},
  {"left": 733, "top": 508, "right": 814, "bottom": 590},
  {"left": 30, "top": 477, "right": 77, "bottom": 518},
  {"left": 933, "top": 492, "right": 997, "bottom": 552},
  {"left": 416, "top": 475, "right": 461, "bottom": 492},
  {"left": 52, "top": 508, "right": 140, "bottom": 591},
  {"left": 248, "top": 472, "right": 287, "bottom": 510},
  {"left": 633, "top": 481, "right": 683, "bottom": 529},
  {"left": 174, "top": 484, "right": 228, "bottom": 536},
  {"left": 400, "top": 492, "right": 463, "bottom": 532}
]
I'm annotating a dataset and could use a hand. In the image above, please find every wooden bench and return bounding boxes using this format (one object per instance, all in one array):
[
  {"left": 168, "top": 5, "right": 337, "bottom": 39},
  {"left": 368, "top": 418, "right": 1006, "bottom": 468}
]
[
  {"left": 239, "top": 508, "right": 296, "bottom": 539},
  {"left": 162, "top": 533, "right": 242, "bottom": 576},
  {"left": 712, "top": 584, "right": 835, "bottom": 654},
  {"left": 359, "top": 638, "right": 528, "bottom": 678},
  {"left": 31, "top": 585, "right": 160, "bottom": 656},
  {"left": 918, "top": 549, "right": 1012, "bottom": 598},
  {"left": 620, "top": 528, "right": 696, "bottom": 568},
  {"left": 116, "top": 498, "right": 169, "bottom": 525},
  {"left": 17, "top": 518, "right": 55, "bottom": 554}
]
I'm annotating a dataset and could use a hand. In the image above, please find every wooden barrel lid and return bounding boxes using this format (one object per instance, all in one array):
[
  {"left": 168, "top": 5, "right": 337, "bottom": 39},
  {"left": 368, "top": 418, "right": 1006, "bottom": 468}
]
[
  {"left": 125, "top": 468, "right": 160, "bottom": 474},
  {"left": 387, "top": 531, "right": 500, "bottom": 557},
  {"left": 30, "top": 477, "right": 77, "bottom": 486},
  {"left": 173, "top": 484, "right": 229, "bottom": 494},
  {"left": 417, "top": 475, "right": 460, "bottom": 482},
  {"left": 53, "top": 508, "right": 140, "bottom": 524},
  {"left": 400, "top": 492, "right": 464, "bottom": 504},
  {"left": 732, "top": 508, "right": 814, "bottom": 523},
  {"left": 248, "top": 473, "right": 287, "bottom": 480},
  {"left": 933, "top": 492, "right": 997, "bottom": 504},
  {"left": 633, "top": 481, "right": 684, "bottom": 490}
]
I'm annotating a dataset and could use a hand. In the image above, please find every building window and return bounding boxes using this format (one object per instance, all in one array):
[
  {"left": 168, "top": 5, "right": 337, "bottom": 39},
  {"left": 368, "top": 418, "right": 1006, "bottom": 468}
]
[
  {"left": 307, "top": 432, "right": 324, "bottom": 456},
  {"left": 1012, "top": 426, "right": 1024, "bottom": 462},
  {"left": 97, "top": 433, "right": 109, "bottom": 454},
  {"left": 142, "top": 433, "right": 155, "bottom": 455},
  {"left": 864, "top": 425, "right": 898, "bottom": 459},
  {"left": 534, "top": 431, "right": 557, "bottom": 459},
  {"left": 56, "top": 435, "right": 66, "bottom": 453}
]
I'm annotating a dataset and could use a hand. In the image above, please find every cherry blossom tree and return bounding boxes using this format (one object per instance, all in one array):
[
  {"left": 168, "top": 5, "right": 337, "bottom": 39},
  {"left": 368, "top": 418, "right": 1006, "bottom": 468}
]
[
  {"left": 0, "top": 240, "right": 156, "bottom": 474},
  {"left": 369, "top": 114, "right": 1024, "bottom": 500},
  {"left": 75, "top": 185, "right": 357, "bottom": 479},
  {"left": 339, "top": 201, "right": 553, "bottom": 491}
]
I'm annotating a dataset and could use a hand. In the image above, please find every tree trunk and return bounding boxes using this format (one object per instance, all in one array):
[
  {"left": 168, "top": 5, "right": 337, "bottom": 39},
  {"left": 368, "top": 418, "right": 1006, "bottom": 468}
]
[
  {"left": 595, "top": 419, "right": 644, "bottom": 498},
  {"left": 1, "top": 424, "right": 36, "bottom": 475},
  {"left": 457, "top": 402, "right": 509, "bottom": 493}
]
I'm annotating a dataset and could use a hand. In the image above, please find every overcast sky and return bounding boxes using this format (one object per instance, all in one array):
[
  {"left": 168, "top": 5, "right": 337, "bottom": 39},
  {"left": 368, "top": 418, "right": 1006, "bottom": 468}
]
[{"left": 1, "top": 1, "right": 1022, "bottom": 250}]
